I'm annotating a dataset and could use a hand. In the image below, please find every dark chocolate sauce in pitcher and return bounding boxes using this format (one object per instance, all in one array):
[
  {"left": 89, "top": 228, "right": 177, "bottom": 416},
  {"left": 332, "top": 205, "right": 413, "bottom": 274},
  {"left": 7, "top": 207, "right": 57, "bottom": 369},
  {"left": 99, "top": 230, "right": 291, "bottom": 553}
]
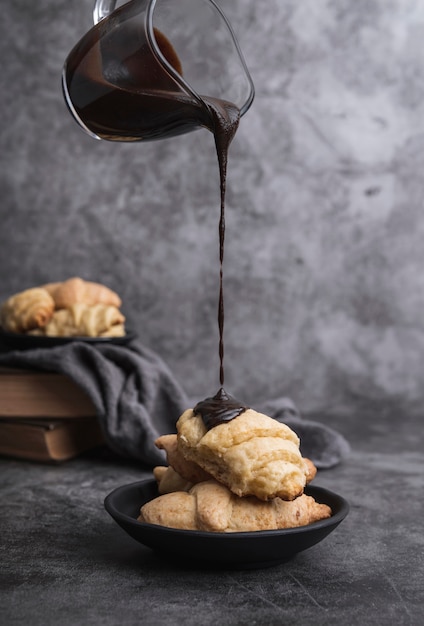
[
  {"left": 64, "top": 16, "right": 249, "bottom": 427},
  {"left": 64, "top": 19, "right": 229, "bottom": 140}
]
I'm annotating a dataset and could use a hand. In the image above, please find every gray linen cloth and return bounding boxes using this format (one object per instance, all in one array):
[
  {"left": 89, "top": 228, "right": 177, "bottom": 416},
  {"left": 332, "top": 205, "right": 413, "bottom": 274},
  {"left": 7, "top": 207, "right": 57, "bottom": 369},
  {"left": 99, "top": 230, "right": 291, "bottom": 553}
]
[
  {"left": 0, "top": 339, "right": 349, "bottom": 468},
  {"left": 259, "top": 397, "right": 351, "bottom": 469}
]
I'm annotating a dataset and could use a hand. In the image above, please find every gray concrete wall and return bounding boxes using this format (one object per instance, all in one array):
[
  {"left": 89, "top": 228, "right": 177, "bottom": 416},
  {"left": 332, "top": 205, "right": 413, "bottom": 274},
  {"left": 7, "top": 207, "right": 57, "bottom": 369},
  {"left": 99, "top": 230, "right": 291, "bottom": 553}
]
[{"left": 1, "top": 0, "right": 423, "bottom": 413}]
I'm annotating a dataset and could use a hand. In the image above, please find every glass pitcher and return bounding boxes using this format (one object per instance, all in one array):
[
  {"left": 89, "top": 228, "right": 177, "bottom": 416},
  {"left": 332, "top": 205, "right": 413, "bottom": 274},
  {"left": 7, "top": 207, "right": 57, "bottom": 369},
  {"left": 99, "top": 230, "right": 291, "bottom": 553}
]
[{"left": 62, "top": 0, "right": 255, "bottom": 141}]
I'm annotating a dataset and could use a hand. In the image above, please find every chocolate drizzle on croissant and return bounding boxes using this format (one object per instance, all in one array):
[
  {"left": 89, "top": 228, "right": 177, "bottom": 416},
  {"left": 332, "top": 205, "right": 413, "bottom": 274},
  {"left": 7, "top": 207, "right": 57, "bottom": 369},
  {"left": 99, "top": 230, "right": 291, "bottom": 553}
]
[{"left": 193, "top": 387, "right": 249, "bottom": 430}]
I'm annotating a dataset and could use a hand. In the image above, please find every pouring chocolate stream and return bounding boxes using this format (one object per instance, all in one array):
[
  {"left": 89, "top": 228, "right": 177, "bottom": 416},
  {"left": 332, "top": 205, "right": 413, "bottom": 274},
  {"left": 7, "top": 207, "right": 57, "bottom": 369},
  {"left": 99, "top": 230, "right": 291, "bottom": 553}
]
[{"left": 63, "top": 4, "right": 253, "bottom": 427}]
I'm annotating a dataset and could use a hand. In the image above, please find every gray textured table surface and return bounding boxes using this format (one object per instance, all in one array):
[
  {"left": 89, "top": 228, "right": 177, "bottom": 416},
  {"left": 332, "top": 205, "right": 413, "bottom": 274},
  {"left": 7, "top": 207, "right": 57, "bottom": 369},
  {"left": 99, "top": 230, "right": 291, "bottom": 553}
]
[{"left": 1, "top": 403, "right": 423, "bottom": 626}]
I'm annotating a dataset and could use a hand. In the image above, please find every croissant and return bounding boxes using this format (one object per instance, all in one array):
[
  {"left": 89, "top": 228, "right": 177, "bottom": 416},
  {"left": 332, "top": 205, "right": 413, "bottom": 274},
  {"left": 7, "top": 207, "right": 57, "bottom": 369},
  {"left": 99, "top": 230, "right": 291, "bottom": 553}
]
[
  {"left": 153, "top": 459, "right": 317, "bottom": 501},
  {"left": 153, "top": 465, "right": 193, "bottom": 494},
  {"left": 42, "top": 277, "right": 122, "bottom": 309},
  {"left": 38, "top": 303, "right": 125, "bottom": 337},
  {"left": 156, "top": 432, "right": 317, "bottom": 489},
  {"left": 138, "top": 480, "right": 332, "bottom": 532},
  {"left": 155, "top": 434, "right": 212, "bottom": 484},
  {"left": 177, "top": 408, "right": 310, "bottom": 501},
  {"left": 0, "top": 287, "right": 55, "bottom": 333}
]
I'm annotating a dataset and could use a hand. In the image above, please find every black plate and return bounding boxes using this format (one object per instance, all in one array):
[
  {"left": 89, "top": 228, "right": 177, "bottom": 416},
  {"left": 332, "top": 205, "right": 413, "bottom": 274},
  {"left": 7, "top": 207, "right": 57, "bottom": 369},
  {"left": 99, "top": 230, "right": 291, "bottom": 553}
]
[
  {"left": 0, "top": 327, "right": 136, "bottom": 350},
  {"left": 104, "top": 479, "right": 349, "bottom": 569}
]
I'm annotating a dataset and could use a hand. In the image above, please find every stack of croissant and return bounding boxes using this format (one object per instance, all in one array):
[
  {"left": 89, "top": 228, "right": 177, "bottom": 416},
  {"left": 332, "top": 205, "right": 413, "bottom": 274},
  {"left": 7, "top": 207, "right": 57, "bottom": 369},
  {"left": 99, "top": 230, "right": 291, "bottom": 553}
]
[
  {"left": 138, "top": 407, "right": 332, "bottom": 533},
  {"left": 0, "top": 277, "right": 125, "bottom": 338}
]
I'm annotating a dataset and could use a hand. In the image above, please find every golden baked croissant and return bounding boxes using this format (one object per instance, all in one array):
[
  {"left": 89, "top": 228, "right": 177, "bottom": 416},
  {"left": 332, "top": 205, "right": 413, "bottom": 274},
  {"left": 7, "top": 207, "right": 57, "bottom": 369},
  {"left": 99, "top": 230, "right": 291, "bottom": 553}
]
[
  {"left": 37, "top": 302, "right": 125, "bottom": 337},
  {"left": 42, "top": 277, "right": 122, "bottom": 309},
  {"left": 177, "top": 408, "right": 310, "bottom": 501},
  {"left": 153, "top": 455, "right": 317, "bottom": 498},
  {"left": 156, "top": 433, "right": 317, "bottom": 490},
  {"left": 153, "top": 465, "right": 193, "bottom": 494},
  {"left": 155, "top": 434, "right": 212, "bottom": 484},
  {"left": 0, "top": 287, "right": 55, "bottom": 333},
  {"left": 138, "top": 480, "right": 332, "bottom": 532}
]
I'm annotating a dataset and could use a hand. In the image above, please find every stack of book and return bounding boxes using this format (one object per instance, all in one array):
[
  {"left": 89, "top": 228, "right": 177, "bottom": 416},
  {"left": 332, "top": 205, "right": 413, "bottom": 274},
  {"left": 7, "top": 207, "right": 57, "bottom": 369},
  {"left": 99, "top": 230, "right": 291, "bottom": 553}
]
[{"left": 0, "top": 368, "right": 104, "bottom": 462}]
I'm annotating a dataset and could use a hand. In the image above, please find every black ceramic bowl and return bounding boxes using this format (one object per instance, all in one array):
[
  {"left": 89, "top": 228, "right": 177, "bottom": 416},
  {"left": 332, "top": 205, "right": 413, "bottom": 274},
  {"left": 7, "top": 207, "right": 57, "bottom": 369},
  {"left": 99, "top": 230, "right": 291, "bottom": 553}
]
[
  {"left": 0, "top": 327, "right": 136, "bottom": 351},
  {"left": 104, "top": 479, "right": 349, "bottom": 569}
]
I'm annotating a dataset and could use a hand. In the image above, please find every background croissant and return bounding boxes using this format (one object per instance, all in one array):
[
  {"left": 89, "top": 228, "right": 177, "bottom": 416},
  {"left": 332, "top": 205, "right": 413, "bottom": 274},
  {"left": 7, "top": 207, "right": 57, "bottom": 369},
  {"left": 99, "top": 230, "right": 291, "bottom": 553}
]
[
  {"left": 39, "top": 303, "right": 125, "bottom": 337},
  {"left": 1, "top": 277, "right": 125, "bottom": 338},
  {"left": 42, "top": 277, "right": 122, "bottom": 309},
  {"left": 0, "top": 287, "right": 54, "bottom": 333}
]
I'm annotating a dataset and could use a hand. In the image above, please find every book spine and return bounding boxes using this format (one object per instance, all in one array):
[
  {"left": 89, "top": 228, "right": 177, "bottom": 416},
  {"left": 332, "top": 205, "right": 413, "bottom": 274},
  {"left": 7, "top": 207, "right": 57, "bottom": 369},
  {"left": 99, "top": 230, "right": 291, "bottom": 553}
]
[
  {"left": 0, "top": 373, "right": 96, "bottom": 418},
  {"left": 0, "top": 421, "right": 51, "bottom": 461}
]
